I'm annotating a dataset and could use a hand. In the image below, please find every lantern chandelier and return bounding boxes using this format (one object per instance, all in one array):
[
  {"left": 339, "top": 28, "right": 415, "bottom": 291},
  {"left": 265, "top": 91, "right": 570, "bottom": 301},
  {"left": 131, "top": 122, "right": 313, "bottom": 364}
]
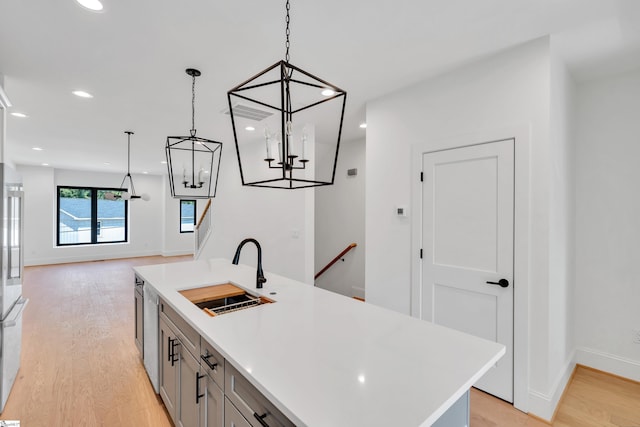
[
  {"left": 105, "top": 131, "right": 150, "bottom": 201},
  {"left": 166, "top": 68, "right": 223, "bottom": 199},
  {"left": 227, "top": 0, "right": 347, "bottom": 189}
]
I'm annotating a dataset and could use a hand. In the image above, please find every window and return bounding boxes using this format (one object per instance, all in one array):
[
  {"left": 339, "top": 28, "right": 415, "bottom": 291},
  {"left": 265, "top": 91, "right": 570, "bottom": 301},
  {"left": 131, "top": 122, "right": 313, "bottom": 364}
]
[
  {"left": 180, "top": 200, "right": 196, "bottom": 233},
  {"left": 57, "top": 186, "right": 128, "bottom": 246}
]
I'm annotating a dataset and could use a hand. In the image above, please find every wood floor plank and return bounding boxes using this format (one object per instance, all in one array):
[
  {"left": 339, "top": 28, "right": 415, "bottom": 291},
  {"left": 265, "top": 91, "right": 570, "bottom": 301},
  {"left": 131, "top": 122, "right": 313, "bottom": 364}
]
[{"left": 1, "top": 256, "right": 189, "bottom": 426}]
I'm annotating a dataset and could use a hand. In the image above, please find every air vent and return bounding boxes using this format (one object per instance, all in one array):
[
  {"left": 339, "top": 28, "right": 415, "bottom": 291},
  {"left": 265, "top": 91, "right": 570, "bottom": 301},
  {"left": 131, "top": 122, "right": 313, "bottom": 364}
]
[{"left": 223, "top": 104, "right": 274, "bottom": 121}]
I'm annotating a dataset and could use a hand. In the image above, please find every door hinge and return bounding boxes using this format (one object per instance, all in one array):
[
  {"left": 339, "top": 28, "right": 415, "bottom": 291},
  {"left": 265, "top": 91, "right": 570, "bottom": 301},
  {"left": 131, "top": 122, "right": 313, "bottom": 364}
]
[
  {"left": 420, "top": 172, "right": 424, "bottom": 182},
  {"left": 420, "top": 249, "right": 423, "bottom": 259}
]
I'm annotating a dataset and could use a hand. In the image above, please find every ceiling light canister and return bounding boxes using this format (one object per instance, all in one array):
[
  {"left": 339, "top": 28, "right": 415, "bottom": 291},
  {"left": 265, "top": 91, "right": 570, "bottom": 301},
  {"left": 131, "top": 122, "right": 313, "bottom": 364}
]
[
  {"left": 76, "top": 0, "right": 103, "bottom": 11},
  {"left": 72, "top": 90, "right": 93, "bottom": 98}
]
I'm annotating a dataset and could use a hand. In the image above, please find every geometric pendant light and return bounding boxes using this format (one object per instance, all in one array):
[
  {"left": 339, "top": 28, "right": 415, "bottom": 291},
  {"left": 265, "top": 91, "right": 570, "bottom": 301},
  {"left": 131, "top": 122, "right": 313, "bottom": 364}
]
[
  {"left": 166, "top": 68, "right": 223, "bottom": 199},
  {"left": 227, "top": 0, "right": 347, "bottom": 189},
  {"left": 105, "top": 131, "right": 150, "bottom": 201}
]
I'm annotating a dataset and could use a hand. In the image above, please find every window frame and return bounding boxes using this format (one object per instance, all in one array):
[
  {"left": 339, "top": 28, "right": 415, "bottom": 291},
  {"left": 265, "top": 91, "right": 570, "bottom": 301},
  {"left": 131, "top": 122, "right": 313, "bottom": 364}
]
[
  {"left": 180, "top": 199, "right": 197, "bottom": 233},
  {"left": 56, "top": 186, "right": 129, "bottom": 246}
]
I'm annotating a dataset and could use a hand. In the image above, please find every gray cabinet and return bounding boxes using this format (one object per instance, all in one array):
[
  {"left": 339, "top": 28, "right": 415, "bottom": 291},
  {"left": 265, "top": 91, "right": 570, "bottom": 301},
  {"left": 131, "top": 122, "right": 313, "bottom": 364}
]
[
  {"left": 159, "top": 315, "right": 179, "bottom": 424},
  {"left": 203, "top": 374, "right": 224, "bottom": 427},
  {"left": 225, "top": 363, "right": 295, "bottom": 427},
  {"left": 156, "top": 298, "right": 294, "bottom": 427},
  {"left": 178, "top": 348, "right": 202, "bottom": 427},
  {"left": 224, "top": 398, "right": 251, "bottom": 427}
]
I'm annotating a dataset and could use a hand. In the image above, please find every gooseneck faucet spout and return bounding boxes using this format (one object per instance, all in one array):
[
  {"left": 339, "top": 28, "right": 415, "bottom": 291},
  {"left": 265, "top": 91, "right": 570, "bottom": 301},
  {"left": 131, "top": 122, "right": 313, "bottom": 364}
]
[{"left": 232, "top": 238, "right": 267, "bottom": 289}]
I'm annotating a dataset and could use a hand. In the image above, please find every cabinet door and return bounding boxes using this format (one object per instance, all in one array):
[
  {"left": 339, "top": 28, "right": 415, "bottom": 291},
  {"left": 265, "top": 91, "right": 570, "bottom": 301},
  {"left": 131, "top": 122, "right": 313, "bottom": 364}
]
[
  {"left": 159, "top": 317, "right": 179, "bottom": 424},
  {"left": 225, "top": 398, "right": 251, "bottom": 427},
  {"left": 202, "top": 375, "right": 224, "bottom": 427},
  {"left": 177, "top": 348, "right": 201, "bottom": 427}
]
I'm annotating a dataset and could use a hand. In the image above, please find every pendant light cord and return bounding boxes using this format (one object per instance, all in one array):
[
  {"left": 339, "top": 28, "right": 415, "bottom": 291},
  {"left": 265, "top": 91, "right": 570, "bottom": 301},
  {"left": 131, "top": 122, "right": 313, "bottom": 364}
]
[{"left": 285, "top": 0, "right": 290, "bottom": 63}]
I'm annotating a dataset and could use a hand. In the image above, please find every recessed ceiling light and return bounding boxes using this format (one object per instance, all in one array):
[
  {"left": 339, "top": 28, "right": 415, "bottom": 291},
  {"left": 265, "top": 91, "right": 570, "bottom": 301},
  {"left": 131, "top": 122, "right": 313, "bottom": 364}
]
[
  {"left": 143, "top": 171, "right": 148, "bottom": 174},
  {"left": 359, "top": 123, "right": 367, "bottom": 129},
  {"left": 103, "top": 162, "right": 111, "bottom": 165},
  {"left": 11, "top": 112, "right": 27, "bottom": 118},
  {"left": 160, "top": 161, "right": 167, "bottom": 164},
  {"left": 32, "top": 147, "right": 44, "bottom": 151},
  {"left": 76, "top": 0, "right": 103, "bottom": 11},
  {"left": 245, "top": 126, "right": 255, "bottom": 131},
  {"left": 72, "top": 90, "right": 93, "bottom": 98},
  {"left": 321, "top": 89, "right": 335, "bottom": 97},
  {"left": 42, "top": 163, "right": 49, "bottom": 166}
]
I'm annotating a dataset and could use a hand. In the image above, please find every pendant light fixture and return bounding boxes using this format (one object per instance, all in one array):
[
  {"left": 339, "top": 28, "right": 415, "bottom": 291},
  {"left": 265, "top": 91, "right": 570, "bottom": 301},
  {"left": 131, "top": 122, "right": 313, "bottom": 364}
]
[
  {"left": 105, "top": 131, "right": 150, "bottom": 201},
  {"left": 166, "top": 68, "right": 223, "bottom": 199},
  {"left": 227, "top": 0, "right": 347, "bottom": 189}
]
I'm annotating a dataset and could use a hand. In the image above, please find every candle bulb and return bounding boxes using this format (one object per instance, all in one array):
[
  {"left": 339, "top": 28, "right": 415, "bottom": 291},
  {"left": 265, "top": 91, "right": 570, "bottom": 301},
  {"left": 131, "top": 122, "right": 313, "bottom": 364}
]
[
  {"left": 286, "top": 121, "right": 295, "bottom": 157},
  {"left": 265, "top": 128, "right": 272, "bottom": 160},
  {"left": 301, "top": 128, "right": 307, "bottom": 160},
  {"left": 276, "top": 133, "right": 282, "bottom": 163}
]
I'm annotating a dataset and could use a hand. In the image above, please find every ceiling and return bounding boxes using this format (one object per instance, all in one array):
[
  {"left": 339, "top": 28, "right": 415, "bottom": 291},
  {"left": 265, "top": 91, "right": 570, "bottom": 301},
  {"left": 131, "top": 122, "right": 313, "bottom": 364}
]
[{"left": 1, "top": 0, "right": 639, "bottom": 176}]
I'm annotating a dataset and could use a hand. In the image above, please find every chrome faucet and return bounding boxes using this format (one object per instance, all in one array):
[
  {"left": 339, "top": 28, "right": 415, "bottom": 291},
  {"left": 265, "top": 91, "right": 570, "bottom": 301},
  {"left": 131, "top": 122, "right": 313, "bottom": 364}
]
[{"left": 232, "top": 238, "right": 267, "bottom": 289}]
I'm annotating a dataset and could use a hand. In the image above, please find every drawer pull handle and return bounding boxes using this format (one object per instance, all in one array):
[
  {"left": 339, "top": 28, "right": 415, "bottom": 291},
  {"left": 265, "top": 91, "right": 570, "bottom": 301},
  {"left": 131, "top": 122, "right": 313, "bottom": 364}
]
[
  {"left": 201, "top": 354, "right": 218, "bottom": 370},
  {"left": 170, "top": 338, "right": 180, "bottom": 367},
  {"left": 253, "top": 412, "right": 270, "bottom": 427}
]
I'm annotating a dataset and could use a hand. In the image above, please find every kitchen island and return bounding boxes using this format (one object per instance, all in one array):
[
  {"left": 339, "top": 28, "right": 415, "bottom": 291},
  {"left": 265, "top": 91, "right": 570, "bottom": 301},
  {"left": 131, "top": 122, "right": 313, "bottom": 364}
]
[{"left": 134, "top": 258, "right": 504, "bottom": 427}]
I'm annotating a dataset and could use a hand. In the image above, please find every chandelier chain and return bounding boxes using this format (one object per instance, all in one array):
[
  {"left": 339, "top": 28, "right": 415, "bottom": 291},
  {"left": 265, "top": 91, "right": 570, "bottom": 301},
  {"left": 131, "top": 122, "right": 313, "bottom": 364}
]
[
  {"left": 191, "top": 73, "right": 196, "bottom": 133},
  {"left": 285, "top": 0, "right": 290, "bottom": 62}
]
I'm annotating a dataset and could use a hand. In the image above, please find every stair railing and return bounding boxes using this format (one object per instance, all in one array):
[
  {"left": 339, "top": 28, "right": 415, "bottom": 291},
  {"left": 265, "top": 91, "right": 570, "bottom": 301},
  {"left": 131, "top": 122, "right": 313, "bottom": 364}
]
[{"left": 315, "top": 243, "right": 357, "bottom": 280}]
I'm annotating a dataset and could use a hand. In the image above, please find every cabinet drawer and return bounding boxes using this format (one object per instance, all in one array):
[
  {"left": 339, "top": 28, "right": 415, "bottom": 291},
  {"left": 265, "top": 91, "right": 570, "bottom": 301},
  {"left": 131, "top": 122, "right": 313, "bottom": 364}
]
[
  {"left": 160, "top": 299, "right": 200, "bottom": 357},
  {"left": 225, "top": 363, "right": 295, "bottom": 427},
  {"left": 201, "top": 338, "right": 225, "bottom": 389},
  {"left": 225, "top": 397, "right": 251, "bottom": 427}
]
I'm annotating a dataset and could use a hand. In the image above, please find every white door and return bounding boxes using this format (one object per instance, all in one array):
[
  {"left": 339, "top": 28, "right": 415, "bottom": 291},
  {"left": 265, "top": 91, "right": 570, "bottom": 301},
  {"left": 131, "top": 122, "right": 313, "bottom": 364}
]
[{"left": 421, "top": 139, "right": 514, "bottom": 402}]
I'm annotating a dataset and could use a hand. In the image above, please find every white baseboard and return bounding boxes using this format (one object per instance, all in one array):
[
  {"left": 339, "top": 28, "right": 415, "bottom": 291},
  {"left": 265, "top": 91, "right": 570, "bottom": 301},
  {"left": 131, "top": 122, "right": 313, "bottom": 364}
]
[
  {"left": 25, "top": 250, "right": 161, "bottom": 266},
  {"left": 574, "top": 347, "right": 640, "bottom": 382},
  {"left": 161, "top": 249, "right": 194, "bottom": 257},
  {"left": 527, "top": 353, "right": 576, "bottom": 421}
]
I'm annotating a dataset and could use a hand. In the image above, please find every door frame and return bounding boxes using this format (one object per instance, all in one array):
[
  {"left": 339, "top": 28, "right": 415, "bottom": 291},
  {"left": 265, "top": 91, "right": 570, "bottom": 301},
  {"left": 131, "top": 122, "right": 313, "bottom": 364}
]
[{"left": 410, "top": 125, "right": 530, "bottom": 413}]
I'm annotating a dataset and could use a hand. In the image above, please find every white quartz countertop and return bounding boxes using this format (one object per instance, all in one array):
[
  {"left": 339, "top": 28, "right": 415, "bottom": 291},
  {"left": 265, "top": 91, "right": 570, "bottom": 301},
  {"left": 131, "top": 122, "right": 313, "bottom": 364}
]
[{"left": 134, "top": 258, "right": 504, "bottom": 427}]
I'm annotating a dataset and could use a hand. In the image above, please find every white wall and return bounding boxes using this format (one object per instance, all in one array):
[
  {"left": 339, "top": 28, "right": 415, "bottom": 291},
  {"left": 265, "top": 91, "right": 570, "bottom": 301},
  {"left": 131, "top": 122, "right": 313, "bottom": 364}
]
[
  {"left": 17, "top": 165, "right": 195, "bottom": 265},
  {"left": 314, "top": 137, "right": 365, "bottom": 298},
  {"left": 574, "top": 67, "right": 640, "bottom": 380},
  {"left": 365, "top": 37, "right": 571, "bottom": 417}
]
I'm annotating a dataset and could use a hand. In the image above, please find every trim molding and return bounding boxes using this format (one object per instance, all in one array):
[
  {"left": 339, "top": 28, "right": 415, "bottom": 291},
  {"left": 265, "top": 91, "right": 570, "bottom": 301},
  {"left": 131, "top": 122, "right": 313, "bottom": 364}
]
[
  {"left": 528, "top": 354, "right": 576, "bottom": 421},
  {"left": 575, "top": 347, "right": 640, "bottom": 382},
  {"left": 24, "top": 250, "right": 162, "bottom": 266}
]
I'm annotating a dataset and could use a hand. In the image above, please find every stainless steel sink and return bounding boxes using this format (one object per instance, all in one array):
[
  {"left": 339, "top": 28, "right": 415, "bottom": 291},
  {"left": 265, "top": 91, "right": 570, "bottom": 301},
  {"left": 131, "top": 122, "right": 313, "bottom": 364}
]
[{"left": 179, "top": 283, "right": 273, "bottom": 317}]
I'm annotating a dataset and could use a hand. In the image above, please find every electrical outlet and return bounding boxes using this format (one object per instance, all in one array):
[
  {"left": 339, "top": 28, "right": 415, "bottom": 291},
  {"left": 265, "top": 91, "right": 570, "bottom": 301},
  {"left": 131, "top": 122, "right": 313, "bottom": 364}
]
[{"left": 633, "top": 330, "right": 640, "bottom": 344}]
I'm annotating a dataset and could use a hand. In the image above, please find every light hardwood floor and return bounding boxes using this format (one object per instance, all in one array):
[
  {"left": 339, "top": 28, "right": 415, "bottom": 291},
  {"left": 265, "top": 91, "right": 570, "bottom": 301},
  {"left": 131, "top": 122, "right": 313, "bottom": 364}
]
[{"left": 2, "top": 257, "right": 639, "bottom": 426}]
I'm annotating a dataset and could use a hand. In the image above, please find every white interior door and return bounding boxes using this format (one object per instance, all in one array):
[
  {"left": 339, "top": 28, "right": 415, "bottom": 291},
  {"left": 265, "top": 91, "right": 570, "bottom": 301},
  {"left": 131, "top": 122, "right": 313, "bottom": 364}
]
[{"left": 421, "top": 139, "right": 514, "bottom": 402}]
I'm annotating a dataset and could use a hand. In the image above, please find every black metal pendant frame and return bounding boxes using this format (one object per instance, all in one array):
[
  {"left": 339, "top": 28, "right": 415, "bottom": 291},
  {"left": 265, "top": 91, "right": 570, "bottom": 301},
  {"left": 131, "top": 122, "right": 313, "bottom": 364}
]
[
  {"left": 165, "top": 135, "right": 223, "bottom": 199},
  {"left": 228, "top": 60, "right": 347, "bottom": 189}
]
